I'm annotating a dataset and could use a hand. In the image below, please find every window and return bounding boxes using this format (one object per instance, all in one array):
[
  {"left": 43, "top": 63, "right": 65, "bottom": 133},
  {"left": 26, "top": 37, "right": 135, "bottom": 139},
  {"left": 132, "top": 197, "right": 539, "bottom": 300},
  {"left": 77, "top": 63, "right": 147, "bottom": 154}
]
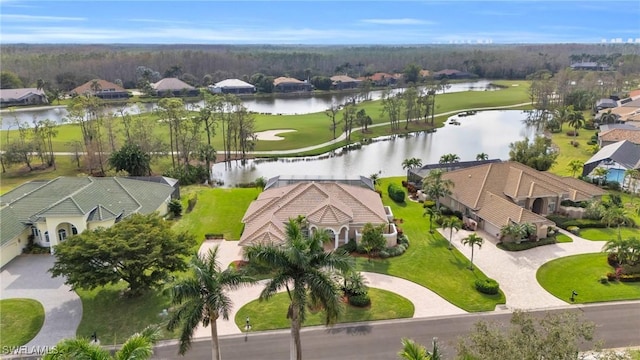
[
  {"left": 58, "top": 229, "right": 67, "bottom": 241},
  {"left": 44, "top": 231, "right": 50, "bottom": 243},
  {"left": 71, "top": 226, "right": 78, "bottom": 235},
  {"left": 31, "top": 226, "right": 40, "bottom": 237}
]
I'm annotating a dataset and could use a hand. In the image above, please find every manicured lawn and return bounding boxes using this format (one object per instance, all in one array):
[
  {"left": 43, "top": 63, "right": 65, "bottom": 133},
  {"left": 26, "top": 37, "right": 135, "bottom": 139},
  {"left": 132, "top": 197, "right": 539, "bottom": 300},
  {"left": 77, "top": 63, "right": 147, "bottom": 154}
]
[
  {"left": 604, "top": 191, "right": 640, "bottom": 225},
  {"left": 0, "top": 298, "right": 45, "bottom": 349},
  {"left": 234, "top": 288, "right": 414, "bottom": 331},
  {"left": 354, "top": 177, "right": 505, "bottom": 312},
  {"left": 578, "top": 227, "right": 639, "bottom": 241},
  {"left": 556, "top": 233, "right": 573, "bottom": 243},
  {"left": 549, "top": 127, "right": 597, "bottom": 177},
  {"left": 75, "top": 283, "right": 175, "bottom": 345},
  {"left": 537, "top": 253, "right": 640, "bottom": 303},
  {"left": 172, "top": 185, "right": 261, "bottom": 242}
]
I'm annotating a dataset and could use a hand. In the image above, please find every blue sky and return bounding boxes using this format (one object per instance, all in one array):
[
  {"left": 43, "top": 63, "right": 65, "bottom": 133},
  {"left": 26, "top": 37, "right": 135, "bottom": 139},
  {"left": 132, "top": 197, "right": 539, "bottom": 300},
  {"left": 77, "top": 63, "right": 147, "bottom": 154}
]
[{"left": 1, "top": 0, "right": 639, "bottom": 44}]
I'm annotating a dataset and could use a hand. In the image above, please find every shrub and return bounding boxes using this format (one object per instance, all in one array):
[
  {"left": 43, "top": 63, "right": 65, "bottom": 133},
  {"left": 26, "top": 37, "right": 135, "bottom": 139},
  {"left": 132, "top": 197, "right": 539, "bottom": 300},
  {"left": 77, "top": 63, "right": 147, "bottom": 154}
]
[
  {"left": 422, "top": 200, "right": 436, "bottom": 208},
  {"left": 567, "top": 226, "right": 580, "bottom": 235},
  {"left": 475, "top": 278, "right": 500, "bottom": 295},
  {"left": 348, "top": 294, "right": 371, "bottom": 307},
  {"left": 621, "top": 264, "right": 640, "bottom": 275},
  {"left": 401, "top": 180, "right": 408, "bottom": 187},
  {"left": 168, "top": 199, "right": 183, "bottom": 217},
  {"left": 186, "top": 194, "right": 198, "bottom": 213},
  {"left": 204, "top": 233, "right": 224, "bottom": 239},
  {"left": 606, "top": 272, "right": 617, "bottom": 281},
  {"left": 599, "top": 276, "right": 608, "bottom": 284},
  {"left": 607, "top": 253, "right": 619, "bottom": 268},
  {"left": 378, "top": 250, "right": 390, "bottom": 259},
  {"left": 355, "top": 244, "right": 367, "bottom": 254},
  {"left": 618, "top": 274, "right": 640, "bottom": 282},
  {"left": 497, "top": 237, "right": 557, "bottom": 251},
  {"left": 162, "top": 164, "right": 208, "bottom": 186},
  {"left": 604, "top": 181, "right": 621, "bottom": 191},
  {"left": 397, "top": 234, "right": 410, "bottom": 246},
  {"left": 340, "top": 239, "right": 358, "bottom": 253},
  {"left": 587, "top": 140, "right": 597, "bottom": 146},
  {"left": 566, "top": 130, "right": 579, "bottom": 136},
  {"left": 387, "top": 183, "right": 406, "bottom": 203}
]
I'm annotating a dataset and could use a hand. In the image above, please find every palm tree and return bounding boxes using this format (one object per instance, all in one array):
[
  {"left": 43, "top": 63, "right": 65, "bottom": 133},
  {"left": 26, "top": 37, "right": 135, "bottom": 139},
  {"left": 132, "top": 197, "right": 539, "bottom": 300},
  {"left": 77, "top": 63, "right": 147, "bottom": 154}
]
[
  {"left": 461, "top": 232, "right": 484, "bottom": 270},
  {"left": 593, "top": 167, "right": 609, "bottom": 185},
  {"left": 500, "top": 223, "right": 526, "bottom": 243},
  {"left": 167, "top": 247, "right": 255, "bottom": 360},
  {"left": 369, "top": 172, "right": 380, "bottom": 186},
  {"left": 624, "top": 169, "right": 639, "bottom": 195},
  {"left": 567, "top": 160, "right": 584, "bottom": 177},
  {"left": 599, "top": 110, "right": 618, "bottom": 125},
  {"left": 439, "top": 153, "right": 460, "bottom": 164},
  {"left": 475, "top": 152, "right": 489, "bottom": 161},
  {"left": 244, "top": 219, "right": 354, "bottom": 360},
  {"left": 421, "top": 170, "right": 454, "bottom": 211},
  {"left": 398, "top": 337, "right": 441, "bottom": 360},
  {"left": 423, "top": 206, "right": 441, "bottom": 234},
  {"left": 553, "top": 105, "right": 572, "bottom": 131},
  {"left": 601, "top": 207, "right": 634, "bottom": 238},
  {"left": 402, "top": 157, "right": 423, "bottom": 170},
  {"left": 441, "top": 216, "right": 462, "bottom": 250},
  {"left": 90, "top": 79, "right": 102, "bottom": 94},
  {"left": 44, "top": 326, "right": 159, "bottom": 360},
  {"left": 567, "top": 109, "right": 585, "bottom": 141}
]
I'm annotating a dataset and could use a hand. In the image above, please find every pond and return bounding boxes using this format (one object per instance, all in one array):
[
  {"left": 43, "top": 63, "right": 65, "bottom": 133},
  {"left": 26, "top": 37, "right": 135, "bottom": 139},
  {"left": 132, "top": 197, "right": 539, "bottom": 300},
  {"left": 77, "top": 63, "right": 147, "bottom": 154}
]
[
  {"left": 0, "top": 80, "right": 498, "bottom": 129},
  {"left": 211, "top": 110, "right": 538, "bottom": 186}
]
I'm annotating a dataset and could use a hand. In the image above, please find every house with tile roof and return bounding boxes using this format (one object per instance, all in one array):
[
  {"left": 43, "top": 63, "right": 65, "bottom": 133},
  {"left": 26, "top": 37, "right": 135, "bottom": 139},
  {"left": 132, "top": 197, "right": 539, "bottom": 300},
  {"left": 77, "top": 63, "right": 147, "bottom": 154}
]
[
  {"left": 152, "top": 78, "right": 200, "bottom": 97},
  {"left": 0, "top": 176, "right": 178, "bottom": 268},
  {"left": 598, "top": 128, "right": 640, "bottom": 147},
  {"left": 208, "top": 79, "right": 256, "bottom": 95},
  {"left": 239, "top": 181, "right": 396, "bottom": 249},
  {"left": 583, "top": 140, "right": 640, "bottom": 193},
  {"left": 71, "top": 79, "right": 130, "bottom": 100},
  {"left": 433, "top": 69, "right": 474, "bottom": 79},
  {"left": 359, "top": 72, "right": 397, "bottom": 87},
  {"left": 273, "top": 77, "right": 313, "bottom": 93},
  {"left": 438, "top": 161, "right": 606, "bottom": 241},
  {"left": 0, "top": 88, "right": 48, "bottom": 108},
  {"left": 330, "top": 75, "right": 361, "bottom": 90}
]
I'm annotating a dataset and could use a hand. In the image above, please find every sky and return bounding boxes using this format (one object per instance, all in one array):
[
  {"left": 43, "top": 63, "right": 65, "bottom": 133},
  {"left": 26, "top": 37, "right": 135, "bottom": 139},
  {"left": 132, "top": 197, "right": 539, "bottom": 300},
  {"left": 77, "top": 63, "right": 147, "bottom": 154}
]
[{"left": 0, "top": 0, "right": 639, "bottom": 45}]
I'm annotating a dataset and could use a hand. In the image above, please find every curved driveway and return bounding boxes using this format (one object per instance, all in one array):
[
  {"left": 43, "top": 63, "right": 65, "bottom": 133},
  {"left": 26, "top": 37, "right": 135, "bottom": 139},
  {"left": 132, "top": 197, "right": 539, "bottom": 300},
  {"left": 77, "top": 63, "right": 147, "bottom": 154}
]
[{"left": 1, "top": 255, "right": 82, "bottom": 347}]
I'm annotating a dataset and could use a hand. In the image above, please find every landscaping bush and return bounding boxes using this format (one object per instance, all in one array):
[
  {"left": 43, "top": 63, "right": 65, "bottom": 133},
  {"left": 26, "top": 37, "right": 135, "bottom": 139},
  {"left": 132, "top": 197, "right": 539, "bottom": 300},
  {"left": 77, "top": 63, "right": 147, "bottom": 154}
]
[
  {"left": 604, "top": 181, "right": 621, "bottom": 191},
  {"left": 606, "top": 272, "right": 617, "bottom": 281},
  {"left": 607, "top": 253, "right": 619, "bottom": 268},
  {"left": 348, "top": 294, "right": 371, "bottom": 307},
  {"left": 186, "top": 194, "right": 198, "bottom": 213},
  {"left": 599, "top": 276, "right": 608, "bottom": 284},
  {"left": 497, "top": 237, "right": 557, "bottom": 251},
  {"left": 168, "top": 199, "right": 183, "bottom": 217},
  {"left": 422, "top": 200, "right": 436, "bottom": 208},
  {"left": 162, "top": 164, "right": 208, "bottom": 186},
  {"left": 560, "top": 200, "right": 589, "bottom": 208},
  {"left": 387, "top": 183, "right": 406, "bottom": 203},
  {"left": 204, "top": 233, "right": 224, "bottom": 240},
  {"left": 618, "top": 274, "right": 640, "bottom": 282},
  {"left": 378, "top": 250, "right": 390, "bottom": 259},
  {"left": 355, "top": 244, "right": 367, "bottom": 254},
  {"left": 339, "top": 239, "right": 358, "bottom": 253},
  {"left": 475, "top": 278, "right": 500, "bottom": 295},
  {"left": 397, "top": 234, "right": 410, "bottom": 246},
  {"left": 567, "top": 226, "right": 580, "bottom": 235},
  {"left": 566, "top": 130, "right": 579, "bottom": 136}
]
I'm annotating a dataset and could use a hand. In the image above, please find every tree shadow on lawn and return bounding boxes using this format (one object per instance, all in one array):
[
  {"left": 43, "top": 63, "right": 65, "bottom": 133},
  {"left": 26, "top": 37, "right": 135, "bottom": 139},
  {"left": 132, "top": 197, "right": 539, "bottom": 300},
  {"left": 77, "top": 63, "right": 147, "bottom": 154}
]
[
  {"left": 357, "top": 257, "right": 391, "bottom": 273},
  {"left": 325, "top": 324, "right": 372, "bottom": 336}
]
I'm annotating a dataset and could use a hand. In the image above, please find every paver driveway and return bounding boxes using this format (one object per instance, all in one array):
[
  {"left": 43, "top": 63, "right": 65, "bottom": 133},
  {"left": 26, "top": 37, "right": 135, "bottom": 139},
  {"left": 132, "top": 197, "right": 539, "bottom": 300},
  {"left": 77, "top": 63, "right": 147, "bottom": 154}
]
[{"left": 1, "top": 255, "right": 82, "bottom": 347}]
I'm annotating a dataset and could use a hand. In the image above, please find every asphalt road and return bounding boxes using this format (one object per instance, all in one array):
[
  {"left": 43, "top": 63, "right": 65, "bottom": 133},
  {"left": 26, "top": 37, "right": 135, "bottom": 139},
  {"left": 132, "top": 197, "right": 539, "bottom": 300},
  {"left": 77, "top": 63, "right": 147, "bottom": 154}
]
[{"left": 151, "top": 301, "right": 640, "bottom": 360}]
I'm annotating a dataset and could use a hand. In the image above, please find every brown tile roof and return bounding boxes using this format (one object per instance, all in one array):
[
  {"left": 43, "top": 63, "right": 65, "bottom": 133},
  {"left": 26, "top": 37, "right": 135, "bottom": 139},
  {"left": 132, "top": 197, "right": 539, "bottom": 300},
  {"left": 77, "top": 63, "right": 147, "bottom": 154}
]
[
  {"left": 152, "top": 78, "right": 195, "bottom": 91},
  {"left": 419, "top": 70, "right": 431, "bottom": 77},
  {"left": 330, "top": 75, "right": 360, "bottom": 83},
  {"left": 364, "top": 72, "right": 395, "bottom": 82},
  {"left": 239, "top": 182, "right": 387, "bottom": 246},
  {"left": 477, "top": 192, "right": 554, "bottom": 228},
  {"left": 72, "top": 79, "right": 125, "bottom": 95},
  {"left": 273, "top": 77, "right": 305, "bottom": 86},
  {"left": 629, "top": 89, "right": 640, "bottom": 98},
  {"left": 599, "top": 129, "right": 640, "bottom": 145},
  {"left": 441, "top": 161, "right": 605, "bottom": 227}
]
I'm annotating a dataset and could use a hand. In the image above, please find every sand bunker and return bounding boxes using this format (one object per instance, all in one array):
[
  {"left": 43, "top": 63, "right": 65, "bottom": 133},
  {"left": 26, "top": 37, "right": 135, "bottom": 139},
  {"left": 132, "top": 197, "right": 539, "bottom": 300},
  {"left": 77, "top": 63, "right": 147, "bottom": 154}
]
[{"left": 255, "top": 129, "right": 297, "bottom": 141}]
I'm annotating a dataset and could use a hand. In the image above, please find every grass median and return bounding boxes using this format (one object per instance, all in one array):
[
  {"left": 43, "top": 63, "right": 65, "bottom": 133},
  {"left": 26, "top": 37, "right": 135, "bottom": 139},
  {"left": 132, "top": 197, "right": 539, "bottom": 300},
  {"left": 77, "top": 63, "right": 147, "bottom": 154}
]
[{"left": 0, "top": 298, "right": 45, "bottom": 349}]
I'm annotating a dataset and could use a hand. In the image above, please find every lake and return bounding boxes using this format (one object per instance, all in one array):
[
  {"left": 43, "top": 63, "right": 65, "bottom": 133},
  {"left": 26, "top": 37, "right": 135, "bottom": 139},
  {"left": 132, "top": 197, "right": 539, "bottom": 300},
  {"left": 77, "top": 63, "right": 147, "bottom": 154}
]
[
  {"left": 211, "top": 110, "right": 537, "bottom": 186},
  {"left": 0, "top": 80, "right": 498, "bottom": 129}
]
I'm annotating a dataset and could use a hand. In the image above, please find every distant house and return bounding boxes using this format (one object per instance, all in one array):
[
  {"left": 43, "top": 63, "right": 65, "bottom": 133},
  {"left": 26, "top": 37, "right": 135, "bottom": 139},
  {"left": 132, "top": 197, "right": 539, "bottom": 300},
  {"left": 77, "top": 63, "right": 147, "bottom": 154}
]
[
  {"left": 330, "top": 75, "right": 361, "bottom": 90},
  {"left": 152, "top": 78, "right": 200, "bottom": 97},
  {"left": 361, "top": 72, "right": 398, "bottom": 87},
  {"left": 419, "top": 70, "right": 431, "bottom": 78},
  {"left": 595, "top": 98, "right": 618, "bottom": 112},
  {"left": 0, "top": 88, "right": 48, "bottom": 108},
  {"left": 273, "top": 77, "right": 313, "bottom": 93},
  {"left": 71, "top": 79, "right": 130, "bottom": 100},
  {"left": 0, "top": 176, "right": 179, "bottom": 268},
  {"left": 239, "top": 180, "right": 396, "bottom": 249},
  {"left": 209, "top": 79, "right": 256, "bottom": 95},
  {"left": 598, "top": 128, "right": 640, "bottom": 147},
  {"left": 433, "top": 69, "right": 474, "bottom": 79},
  {"left": 570, "top": 62, "right": 611, "bottom": 71},
  {"left": 437, "top": 161, "right": 605, "bottom": 241},
  {"left": 583, "top": 140, "right": 640, "bottom": 192}
]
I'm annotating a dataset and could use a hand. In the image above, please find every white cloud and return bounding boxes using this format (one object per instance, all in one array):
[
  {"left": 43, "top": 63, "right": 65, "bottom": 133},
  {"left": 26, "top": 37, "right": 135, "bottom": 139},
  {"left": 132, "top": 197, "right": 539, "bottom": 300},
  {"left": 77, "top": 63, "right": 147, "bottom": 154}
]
[
  {"left": 1, "top": 14, "right": 85, "bottom": 22},
  {"left": 360, "top": 18, "right": 434, "bottom": 25}
]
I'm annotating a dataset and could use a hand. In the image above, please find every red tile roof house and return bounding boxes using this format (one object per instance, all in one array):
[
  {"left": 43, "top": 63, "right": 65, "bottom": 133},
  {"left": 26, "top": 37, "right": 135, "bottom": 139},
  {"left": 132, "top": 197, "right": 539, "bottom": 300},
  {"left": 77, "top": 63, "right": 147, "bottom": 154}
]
[
  {"left": 0, "top": 88, "right": 48, "bottom": 108},
  {"left": 239, "top": 181, "right": 397, "bottom": 249},
  {"left": 437, "top": 161, "right": 606, "bottom": 241},
  {"left": 71, "top": 79, "right": 130, "bottom": 100},
  {"left": 361, "top": 72, "right": 398, "bottom": 87},
  {"left": 598, "top": 128, "right": 640, "bottom": 147}
]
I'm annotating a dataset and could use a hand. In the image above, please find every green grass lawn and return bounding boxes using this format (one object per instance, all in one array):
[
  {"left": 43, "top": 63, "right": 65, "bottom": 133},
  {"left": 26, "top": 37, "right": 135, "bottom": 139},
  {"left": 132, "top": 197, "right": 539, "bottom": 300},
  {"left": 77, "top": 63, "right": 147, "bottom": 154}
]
[
  {"left": 354, "top": 177, "right": 505, "bottom": 312},
  {"left": 537, "top": 253, "right": 640, "bottom": 303},
  {"left": 234, "top": 288, "right": 414, "bottom": 331},
  {"left": 578, "top": 227, "right": 639, "bottom": 241},
  {"left": 556, "top": 233, "right": 573, "bottom": 243},
  {"left": 172, "top": 185, "right": 261, "bottom": 242},
  {"left": 604, "top": 191, "right": 640, "bottom": 225},
  {"left": 549, "top": 128, "right": 598, "bottom": 177},
  {"left": 75, "top": 283, "right": 175, "bottom": 345},
  {"left": 0, "top": 298, "right": 45, "bottom": 349}
]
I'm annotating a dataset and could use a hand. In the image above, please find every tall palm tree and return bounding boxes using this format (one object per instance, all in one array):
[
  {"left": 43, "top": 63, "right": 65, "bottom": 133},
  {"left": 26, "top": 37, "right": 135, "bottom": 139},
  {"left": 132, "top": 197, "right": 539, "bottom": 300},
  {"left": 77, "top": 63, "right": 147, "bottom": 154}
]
[
  {"left": 244, "top": 219, "right": 354, "bottom": 360},
  {"left": 441, "top": 216, "right": 462, "bottom": 250},
  {"left": 553, "top": 105, "right": 572, "bottom": 131},
  {"left": 461, "top": 232, "right": 484, "bottom": 270},
  {"left": 398, "top": 338, "right": 441, "bottom": 360},
  {"left": 567, "top": 109, "right": 585, "bottom": 141},
  {"left": 369, "top": 172, "right": 380, "bottom": 186},
  {"left": 593, "top": 167, "right": 609, "bottom": 185},
  {"left": 567, "top": 160, "right": 584, "bottom": 177},
  {"left": 475, "top": 152, "right": 489, "bottom": 161},
  {"left": 44, "top": 326, "right": 159, "bottom": 360},
  {"left": 421, "top": 170, "right": 454, "bottom": 211},
  {"left": 439, "top": 153, "right": 460, "bottom": 164},
  {"left": 423, "top": 206, "right": 441, "bottom": 234},
  {"left": 402, "top": 157, "right": 423, "bottom": 170},
  {"left": 601, "top": 207, "right": 634, "bottom": 238},
  {"left": 167, "top": 247, "right": 255, "bottom": 360},
  {"left": 599, "top": 110, "right": 618, "bottom": 125}
]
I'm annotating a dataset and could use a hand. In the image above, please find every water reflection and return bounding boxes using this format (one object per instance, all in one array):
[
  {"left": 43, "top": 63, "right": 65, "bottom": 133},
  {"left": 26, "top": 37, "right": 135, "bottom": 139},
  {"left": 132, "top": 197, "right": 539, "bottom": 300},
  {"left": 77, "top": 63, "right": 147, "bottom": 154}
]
[
  {"left": 0, "top": 80, "right": 498, "bottom": 129},
  {"left": 212, "top": 110, "right": 537, "bottom": 186}
]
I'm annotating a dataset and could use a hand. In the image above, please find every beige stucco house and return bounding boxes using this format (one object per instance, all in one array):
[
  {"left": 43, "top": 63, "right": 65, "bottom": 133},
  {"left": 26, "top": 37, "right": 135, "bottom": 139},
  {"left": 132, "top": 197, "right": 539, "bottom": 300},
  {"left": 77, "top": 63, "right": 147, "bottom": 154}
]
[
  {"left": 239, "top": 181, "right": 396, "bottom": 248},
  {"left": 439, "top": 161, "right": 606, "bottom": 241},
  {"left": 1, "top": 176, "right": 178, "bottom": 268}
]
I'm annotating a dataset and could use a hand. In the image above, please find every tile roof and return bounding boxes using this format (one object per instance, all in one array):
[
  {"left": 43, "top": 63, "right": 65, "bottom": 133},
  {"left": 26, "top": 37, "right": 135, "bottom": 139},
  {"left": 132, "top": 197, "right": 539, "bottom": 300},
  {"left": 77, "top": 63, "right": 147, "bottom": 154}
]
[
  {"left": 239, "top": 182, "right": 387, "bottom": 246},
  {"left": 441, "top": 162, "right": 605, "bottom": 228},
  {"left": 330, "top": 75, "right": 360, "bottom": 83},
  {"left": 72, "top": 79, "right": 125, "bottom": 95},
  {"left": 273, "top": 77, "right": 305, "bottom": 86},
  {"left": 599, "top": 129, "right": 640, "bottom": 145},
  {"left": 0, "top": 177, "right": 175, "bottom": 246},
  {"left": 0, "top": 88, "right": 47, "bottom": 101},
  {"left": 153, "top": 78, "right": 195, "bottom": 91},
  {"left": 365, "top": 72, "right": 396, "bottom": 82}
]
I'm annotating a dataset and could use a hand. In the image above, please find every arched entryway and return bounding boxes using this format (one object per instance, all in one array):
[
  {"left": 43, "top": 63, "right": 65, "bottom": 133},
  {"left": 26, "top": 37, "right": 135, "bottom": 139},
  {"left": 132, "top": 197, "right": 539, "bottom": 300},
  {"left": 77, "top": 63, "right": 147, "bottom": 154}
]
[
  {"left": 531, "top": 198, "right": 544, "bottom": 214},
  {"left": 56, "top": 222, "right": 77, "bottom": 242}
]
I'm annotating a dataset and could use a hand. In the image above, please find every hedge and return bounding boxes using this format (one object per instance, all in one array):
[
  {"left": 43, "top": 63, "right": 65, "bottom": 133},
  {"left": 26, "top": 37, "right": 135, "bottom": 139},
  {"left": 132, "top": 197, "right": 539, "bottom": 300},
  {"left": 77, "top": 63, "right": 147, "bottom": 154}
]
[
  {"left": 387, "top": 183, "right": 406, "bottom": 203},
  {"left": 348, "top": 294, "right": 371, "bottom": 307},
  {"left": 475, "top": 278, "right": 500, "bottom": 295}
]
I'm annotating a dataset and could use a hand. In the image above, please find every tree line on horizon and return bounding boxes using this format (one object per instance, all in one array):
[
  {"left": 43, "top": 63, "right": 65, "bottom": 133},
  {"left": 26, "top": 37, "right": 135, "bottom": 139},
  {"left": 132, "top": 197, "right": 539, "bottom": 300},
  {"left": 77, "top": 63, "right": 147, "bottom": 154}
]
[{"left": 2, "top": 43, "right": 639, "bottom": 92}]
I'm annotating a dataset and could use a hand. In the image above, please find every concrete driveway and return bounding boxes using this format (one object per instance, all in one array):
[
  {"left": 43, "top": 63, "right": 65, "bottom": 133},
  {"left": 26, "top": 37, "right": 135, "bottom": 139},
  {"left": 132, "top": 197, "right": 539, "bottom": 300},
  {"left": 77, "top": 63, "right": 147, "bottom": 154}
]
[{"left": 1, "top": 255, "right": 82, "bottom": 347}]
